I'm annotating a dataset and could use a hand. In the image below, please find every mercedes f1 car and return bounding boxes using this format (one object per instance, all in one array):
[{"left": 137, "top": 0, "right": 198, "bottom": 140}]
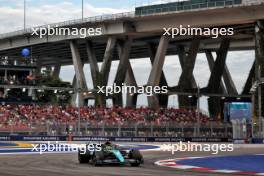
[{"left": 78, "top": 142, "right": 143, "bottom": 166}]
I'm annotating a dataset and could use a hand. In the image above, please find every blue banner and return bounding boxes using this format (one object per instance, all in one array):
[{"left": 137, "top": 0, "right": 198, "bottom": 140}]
[{"left": 0, "top": 135, "right": 234, "bottom": 142}]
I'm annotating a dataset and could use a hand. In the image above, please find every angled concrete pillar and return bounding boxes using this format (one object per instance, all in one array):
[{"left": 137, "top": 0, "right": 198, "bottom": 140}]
[
  {"left": 86, "top": 41, "right": 105, "bottom": 107},
  {"left": 206, "top": 50, "right": 238, "bottom": 95},
  {"left": 125, "top": 62, "right": 138, "bottom": 108},
  {"left": 101, "top": 37, "right": 117, "bottom": 86},
  {"left": 71, "top": 65, "right": 85, "bottom": 92},
  {"left": 207, "top": 39, "right": 230, "bottom": 93},
  {"left": 148, "top": 43, "right": 168, "bottom": 107},
  {"left": 242, "top": 61, "right": 255, "bottom": 95},
  {"left": 178, "top": 40, "right": 200, "bottom": 88},
  {"left": 177, "top": 40, "right": 200, "bottom": 109},
  {"left": 112, "top": 38, "right": 132, "bottom": 107},
  {"left": 177, "top": 44, "right": 198, "bottom": 108},
  {"left": 255, "top": 20, "right": 264, "bottom": 131},
  {"left": 86, "top": 41, "right": 100, "bottom": 85},
  {"left": 206, "top": 39, "right": 230, "bottom": 119},
  {"left": 147, "top": 36, "right": 169, "bottom": 108},
  {"left": 53, "top": 64, "right": 61, "bottom": 78},
  {"left": 71, "top": 77, "right": 83, "bottom": 107},
  {"left": 85, "top": 37, "right": 116, "bottom": 107},
  {"left": 178, "top": 45, "right": 197, "bottom": 88},
  {"left": 70, "top": 40, "right": 87, "bottom": 107},
  {"left": 72, "top": 76, "right": 77, "bottom": 89},
  {"left": 223, "top": 65, "right": 238, "bottom": 95},
  {"left": 205, "top": 51, "right": 226, "bottom": 94}
]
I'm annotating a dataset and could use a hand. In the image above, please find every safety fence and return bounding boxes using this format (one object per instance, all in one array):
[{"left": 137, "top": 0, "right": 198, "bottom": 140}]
[
  {"left": 1, "top": 135, "right": 263, "bottom": 143},
  {"left": 0, "top": 121, "right": 232, "bottom": 138},
  {"left": 231, "top": 119, "right": 264, "bottom": 139}
]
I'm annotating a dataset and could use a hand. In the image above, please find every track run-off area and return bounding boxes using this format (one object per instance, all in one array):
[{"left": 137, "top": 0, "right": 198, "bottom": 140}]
[{"left": 0, "top": 142, "right": 264, "bottom": 176}]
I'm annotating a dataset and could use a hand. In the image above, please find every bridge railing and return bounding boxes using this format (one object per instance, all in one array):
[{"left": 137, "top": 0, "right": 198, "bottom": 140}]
[
  {"left": 135, "top": 0, "right": 243, "bottom": 16},
  {"left": 0, "top": 12, "right": 135, "bottom": 40}
]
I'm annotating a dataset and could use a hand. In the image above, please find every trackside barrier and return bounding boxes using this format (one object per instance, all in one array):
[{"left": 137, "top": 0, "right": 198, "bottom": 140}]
[
  {"left": 1, "top": 121, "right": 233, "bottom": 138},
  {"left": 0, "top": 136, "right": 233, "bottom": 142},
  {"left": 251, "top": 138, "right": 264, "bottom": 144},
  {"left": 231, "top": 119, "right": 247, "bottom": 139},
  {"left": 1, "top": 136, "right": 262, "bottom": 143}
]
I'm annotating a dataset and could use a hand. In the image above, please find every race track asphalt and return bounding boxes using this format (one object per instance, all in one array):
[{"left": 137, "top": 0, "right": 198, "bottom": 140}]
[{"left": 0, "top": 147, "right": 263, "bottom": 176}]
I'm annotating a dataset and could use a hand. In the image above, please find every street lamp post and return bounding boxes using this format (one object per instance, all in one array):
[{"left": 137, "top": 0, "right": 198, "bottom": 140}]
[
  {"left": 82, "top": 0, "right": 84, "bottom": 21},
  {"left": 251, "top": 88, "right": 255, "bottom": 138},
  {"left": 24, "top": 0, "right": 26, "bottom": 30},
  {"left": 197, "top": 86, "right": 200, "bottom": 137},
  {"left": 257, "top": 66, "right": 262, "bottom": 137},
  {"left": 10, "top": 120, "right": 13, "bottom": 135},
  {"left": 77, "top": 87, "right": 82, "bottom": 136}
]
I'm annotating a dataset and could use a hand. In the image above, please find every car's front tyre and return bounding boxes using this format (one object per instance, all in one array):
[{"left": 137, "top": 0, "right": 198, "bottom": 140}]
[{"left": 129, "top": 150, "right": 143, "bottom": 167}]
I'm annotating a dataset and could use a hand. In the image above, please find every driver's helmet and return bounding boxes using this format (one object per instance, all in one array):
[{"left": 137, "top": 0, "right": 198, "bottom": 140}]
[{"left": 103, "top": 141, "right": 114, "bottom": 152}]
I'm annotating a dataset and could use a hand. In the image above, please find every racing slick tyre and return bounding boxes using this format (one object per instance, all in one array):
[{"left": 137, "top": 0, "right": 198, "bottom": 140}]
[
  {"left": 92, "top": 151, "right": 104, "bottom": 166},
  {"left": 129, "top": 150, "right": 143, "bottom": 167},
  {"left": 78, "top": 150, "right": 91, "bottom": 164}
]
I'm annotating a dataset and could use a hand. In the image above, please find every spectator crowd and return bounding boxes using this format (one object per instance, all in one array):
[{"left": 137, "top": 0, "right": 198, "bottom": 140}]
[{"left": 0, "top": 104, "right": 214, "bottom": 132}]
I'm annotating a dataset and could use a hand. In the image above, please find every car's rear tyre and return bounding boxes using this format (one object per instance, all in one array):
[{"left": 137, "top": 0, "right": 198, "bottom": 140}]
[
  {"left": 129, "top": 150, "right": 143, "bottom": 167},
  {"left": 78, "top": 151, "right": 90, "bottom": 164},
  {"left": 92, "top": 151, "right": 104, "bottom": 166}
]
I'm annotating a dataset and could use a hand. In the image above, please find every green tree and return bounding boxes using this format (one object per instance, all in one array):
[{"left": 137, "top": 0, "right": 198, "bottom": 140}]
[{"left": 36, "top": 76, "right": 72, "bottom": 105}]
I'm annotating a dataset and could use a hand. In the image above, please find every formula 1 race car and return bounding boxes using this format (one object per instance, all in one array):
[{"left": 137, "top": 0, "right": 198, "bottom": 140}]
[{"left": 78, "top": 142, "right": 143, "bottom": 167}]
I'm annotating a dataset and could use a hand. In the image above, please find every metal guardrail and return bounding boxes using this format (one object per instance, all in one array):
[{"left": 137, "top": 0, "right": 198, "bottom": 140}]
[
  {"left": 0, "top": 121, "right": 232, "bottom": 138},
  {"left": 0, "top": 0, "right": 263, "bottom": 40}
]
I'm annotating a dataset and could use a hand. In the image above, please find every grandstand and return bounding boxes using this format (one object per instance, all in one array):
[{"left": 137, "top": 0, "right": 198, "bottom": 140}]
[{"left": 0, "top": 104, "right": 231, "bottom": 138}]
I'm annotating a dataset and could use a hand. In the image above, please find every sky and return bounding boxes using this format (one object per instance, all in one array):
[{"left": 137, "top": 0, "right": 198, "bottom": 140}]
[{"left": 0, "top": 0, "right": 255, "bottom": 111}]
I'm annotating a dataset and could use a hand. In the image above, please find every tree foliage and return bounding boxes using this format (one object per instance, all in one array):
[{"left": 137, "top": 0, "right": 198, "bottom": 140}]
[{"left": 36, "top": 76, "right": 72, "bottom": 105}]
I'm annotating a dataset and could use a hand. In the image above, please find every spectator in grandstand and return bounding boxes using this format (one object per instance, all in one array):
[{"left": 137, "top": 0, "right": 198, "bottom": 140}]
[{"left": 0, "top": 104, "right": 229, "bottom": 137}]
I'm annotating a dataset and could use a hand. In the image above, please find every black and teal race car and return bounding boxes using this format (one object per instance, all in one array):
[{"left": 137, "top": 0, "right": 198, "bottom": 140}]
[{"left": 78, "top": 142, "right": 144, "bottom": 167}]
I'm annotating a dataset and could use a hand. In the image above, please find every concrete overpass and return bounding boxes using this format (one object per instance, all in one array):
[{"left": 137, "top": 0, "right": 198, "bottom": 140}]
[{"left": 0, "top": 0, "right": 264, "bottom": 121}]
